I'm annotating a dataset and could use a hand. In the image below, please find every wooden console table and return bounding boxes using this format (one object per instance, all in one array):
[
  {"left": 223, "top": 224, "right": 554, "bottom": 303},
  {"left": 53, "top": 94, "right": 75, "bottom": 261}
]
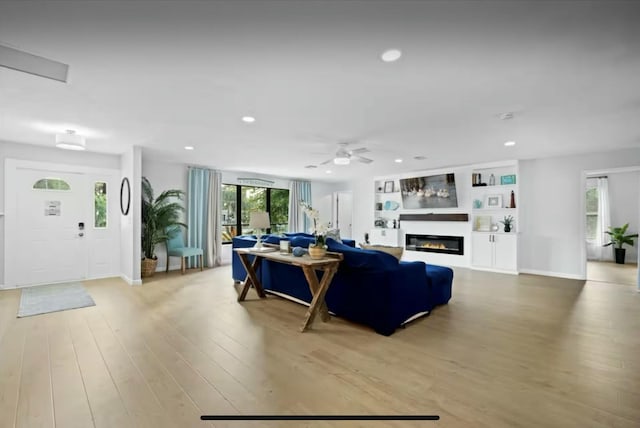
[{"left": 234, "top": 247, "right": 343, "bottom": 332}]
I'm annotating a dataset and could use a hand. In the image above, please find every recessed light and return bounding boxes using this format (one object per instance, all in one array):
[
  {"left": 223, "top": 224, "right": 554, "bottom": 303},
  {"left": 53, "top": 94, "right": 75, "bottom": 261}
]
[
  {"left": 504, "top": 141, "right": 516, "bottom": 147},
  {"left": 241, "top": 116, "right": 256, "bottom": 123},
  {"left": 184, "top": 146, "right": 194, "bottom": 150},
  {"left": 326, "top": 170, "right": 332, "bottom": 174},
  {"left": 381, "top": 49, "right": 402, "bottom": 62},
  {"left": 394, "top": 158, "right": 403, "bottom": 163}
]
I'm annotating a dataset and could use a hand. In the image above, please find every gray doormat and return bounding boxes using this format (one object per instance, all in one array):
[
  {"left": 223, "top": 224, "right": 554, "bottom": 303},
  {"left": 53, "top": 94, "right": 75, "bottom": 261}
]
[{"left": 18, "top": 282, "right": 95, "bottom": 318}]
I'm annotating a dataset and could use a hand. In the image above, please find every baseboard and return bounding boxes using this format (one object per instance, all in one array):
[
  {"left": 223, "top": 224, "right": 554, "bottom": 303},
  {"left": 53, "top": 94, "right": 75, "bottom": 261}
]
[
  {"left": 120, "top": 274, "right": 143, "bottom": 286},
  {"left": 471, "top": 266, "right": 519, "bottom": 275},
  {"left": 519, "top": 269, "right": 585, "bottom": 280}
]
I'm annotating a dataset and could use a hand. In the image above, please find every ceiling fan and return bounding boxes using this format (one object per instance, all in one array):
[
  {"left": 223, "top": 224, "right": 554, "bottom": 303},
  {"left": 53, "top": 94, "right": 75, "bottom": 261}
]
[{"left": 319, "top": 142, "right": 373, "bottom": 166}]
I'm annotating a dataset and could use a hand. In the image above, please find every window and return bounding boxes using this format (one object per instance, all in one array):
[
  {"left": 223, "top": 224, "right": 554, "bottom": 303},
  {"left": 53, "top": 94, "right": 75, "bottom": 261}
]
[
  {"left": 33, "top": 178, "right": 70, "bottom": 191},
  {"left": 586, "top": 184, "right": 598, "bottom": 240},
  {"left": 269, "top": 188, "right": 289, "bottom": 234},
  {"left": 222, "top": 185, "right": 238, "bottom": 242},
  {"left": 241, "top": 186, "right": 267, "bottom": 235},
  {"left": 221, "top": 184, "right": 289, "bottom": 243},
  {"left": 95, "top": 182, "right": 107, "bottom": 228}
]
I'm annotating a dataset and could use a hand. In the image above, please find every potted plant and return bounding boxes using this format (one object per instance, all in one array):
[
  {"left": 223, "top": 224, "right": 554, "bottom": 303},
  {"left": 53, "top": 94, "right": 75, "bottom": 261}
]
[
  {"left": 141, "top": 177, "right": 186, "bottom": 277},
  {"left": 500, "top": 215, "right": 514, "bottom": 233},
  {"left": 603, "top": 223, "right": 638, "bottom": 264},
  {"left": 300, "top": 201, "right": 329, "bottom": 259}
]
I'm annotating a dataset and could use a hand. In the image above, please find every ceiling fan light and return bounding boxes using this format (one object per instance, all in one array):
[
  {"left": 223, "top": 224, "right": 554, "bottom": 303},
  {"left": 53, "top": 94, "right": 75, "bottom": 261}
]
[
  {"left": 334, "top": 156, "right": 350, "bottom": 165},
  {"left": 55, "top": 130, "right": 86, "bottom": 151}
]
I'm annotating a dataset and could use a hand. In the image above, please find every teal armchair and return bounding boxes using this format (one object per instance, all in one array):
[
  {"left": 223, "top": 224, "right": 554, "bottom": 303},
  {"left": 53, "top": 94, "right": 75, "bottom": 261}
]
[{"left": 166, "top": 230, "right": 204, "bottom": 274}]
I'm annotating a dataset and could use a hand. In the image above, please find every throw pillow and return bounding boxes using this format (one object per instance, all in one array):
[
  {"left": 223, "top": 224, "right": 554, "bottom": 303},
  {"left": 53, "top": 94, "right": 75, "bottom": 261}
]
[
  {"left": 360, "top": 244, "right": 404, "bottom": 260},
  {"left": 325, "top": 228, "right": 342, "bottom": 243}
]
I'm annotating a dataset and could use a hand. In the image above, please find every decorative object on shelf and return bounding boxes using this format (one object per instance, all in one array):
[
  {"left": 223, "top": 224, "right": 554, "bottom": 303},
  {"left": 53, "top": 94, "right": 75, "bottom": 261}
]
[
  {"left": 384, "top": 181, "right": 394, "bottom": 193},
  {"left": 392, "top": 219, "right": 397, "bottom": 229},
  {"left": 308, "top": 245, "right": 327, "bottom": 259},
  {"left": 386, "top": 219, "right": 395, "bottom": 228},
  {"left": 279, "top": 238, "right": 290, "bottom": 254},
  {"left": 375, "top": 202, "right": 383, "bottom": 210},
  {"left": 374, "top": 218, "right": 386, "bottom": 227},
  {"left": 300, "top": 201, "right": 329, "bottom": 256},
  {"left": 484, "top": 194, "right": 503, "bottom": 208},
  {"left": 603, "top": 223, "right": 638, "bottom": 264},
  {"left": 500, "top": 215, "right": 514, "bottom": 232},
  {"left": 501, "top": 174, "right": 517, "bottom": 185},
  {"left": 292, "top": 247, "right": 306, "bottom": 257},
  {"left": 472, "top": 173, "right": 487, "bottom": 186},
  {"left": 491, "top": 223, "right": 499, "bottom": 232},
  {"left": 475, "top": 215, "right": 491, "bottom": 231},
  {"left": 489, "top": 174, "right": 496, "bottom": 186},
  {"left": 377, "top": 186, "right": 383, "bottom": 192},
  {"left": 509, "top": 190, "right": 516, "bottom": 208},
  {"left": 383, "top": 200, "right": 400, "bottom": 210},
  {"left": 473, "top": 199, "right": 483, "bottom": 209}
]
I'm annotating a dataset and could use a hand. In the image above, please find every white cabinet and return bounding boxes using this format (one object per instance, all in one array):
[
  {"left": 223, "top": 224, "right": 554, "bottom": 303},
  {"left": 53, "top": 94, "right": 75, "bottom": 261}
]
[
  {"left": 471, "top": 233, "right": 517, "bottom": 273},
  {"left": 369, "top": 228, "right": 402, "bottom": 246}
]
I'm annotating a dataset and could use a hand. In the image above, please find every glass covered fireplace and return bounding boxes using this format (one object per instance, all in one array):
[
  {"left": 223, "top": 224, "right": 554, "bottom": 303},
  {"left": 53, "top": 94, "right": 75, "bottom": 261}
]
[{"left": 405, "top": 234, "right": 464, "bottom": 255}]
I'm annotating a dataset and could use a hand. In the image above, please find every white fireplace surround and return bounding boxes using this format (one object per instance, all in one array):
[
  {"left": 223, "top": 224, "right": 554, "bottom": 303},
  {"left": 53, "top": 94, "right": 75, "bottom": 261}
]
[{"left": 401, "top": 220, "right": 471, "bottom": 267}]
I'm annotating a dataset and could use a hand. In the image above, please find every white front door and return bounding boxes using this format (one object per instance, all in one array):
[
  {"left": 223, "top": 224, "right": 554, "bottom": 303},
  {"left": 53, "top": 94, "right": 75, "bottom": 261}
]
[
  {"left": 336, "top": 191, "right": 353, "bottom": 239},
  {"left": 4, "top": 160, "right": 120, "bottom": 288}
]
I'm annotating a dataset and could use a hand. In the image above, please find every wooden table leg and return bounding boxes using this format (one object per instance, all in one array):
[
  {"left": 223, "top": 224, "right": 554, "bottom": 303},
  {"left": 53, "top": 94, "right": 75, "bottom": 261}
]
[
  {"left": 300, "top": 264, "right": 338, "bottom": 332},
  {"left": 237, "top": 253, "right": 266, "bottom": 301}
]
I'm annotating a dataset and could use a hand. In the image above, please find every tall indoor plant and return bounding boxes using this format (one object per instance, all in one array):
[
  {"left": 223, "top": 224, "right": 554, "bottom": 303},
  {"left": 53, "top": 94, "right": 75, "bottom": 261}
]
[
  {"left": 141, "top": 177, "right": 186, "bottom": 277},
  {"left": 603, "top": 223, "right": 638, "bottom": 264}
]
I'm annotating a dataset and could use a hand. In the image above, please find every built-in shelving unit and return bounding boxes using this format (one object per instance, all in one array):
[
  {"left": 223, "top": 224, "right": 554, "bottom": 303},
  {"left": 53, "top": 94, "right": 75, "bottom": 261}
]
[
  {"left": 374, "top": 179, "right": 402, "bottom": 227},
  {"left": 470, "top": 161, "right": 519, "bottom": 273}
]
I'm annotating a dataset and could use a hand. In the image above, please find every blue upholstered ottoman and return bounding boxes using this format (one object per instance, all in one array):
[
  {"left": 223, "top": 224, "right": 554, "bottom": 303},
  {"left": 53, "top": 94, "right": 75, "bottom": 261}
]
[{"left": 425, "top": 264, "right": 453, "bottom": 306}]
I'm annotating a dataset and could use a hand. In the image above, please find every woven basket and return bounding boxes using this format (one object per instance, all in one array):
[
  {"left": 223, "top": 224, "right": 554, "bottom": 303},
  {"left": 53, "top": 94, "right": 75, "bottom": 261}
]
[
  {"left": 308, "top": 245, "right": 327, "bottom": 260},
  {"left": 141, "top": 258, "right": 158, "bottom": 278}
]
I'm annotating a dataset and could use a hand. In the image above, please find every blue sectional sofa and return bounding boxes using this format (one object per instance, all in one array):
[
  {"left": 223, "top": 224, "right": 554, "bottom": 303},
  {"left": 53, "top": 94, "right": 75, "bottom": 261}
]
[{"left": 231, "top": 234, "right": 453, "bottom": 336}]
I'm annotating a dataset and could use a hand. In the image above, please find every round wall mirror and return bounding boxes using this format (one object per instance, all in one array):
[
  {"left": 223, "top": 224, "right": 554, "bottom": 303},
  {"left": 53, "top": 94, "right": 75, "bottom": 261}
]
[{"left": 120, "top": 177, "right": 131, "bottom": 215}]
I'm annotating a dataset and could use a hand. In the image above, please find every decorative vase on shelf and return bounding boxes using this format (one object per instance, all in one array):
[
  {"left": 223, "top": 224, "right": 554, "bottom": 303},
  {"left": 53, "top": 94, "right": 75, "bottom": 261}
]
[
  {"left": 308, "top": 244, "right": 327, "bottom": 259},
  {"left": 489, "top": 174, "right": 496, "bottom": 186},
  {"left": 504, "top": 224, "right": 512, "bottom": 233}
]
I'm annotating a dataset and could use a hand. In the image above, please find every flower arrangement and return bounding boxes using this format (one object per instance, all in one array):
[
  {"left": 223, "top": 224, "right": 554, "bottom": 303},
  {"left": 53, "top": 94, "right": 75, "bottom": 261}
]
[{"left": 300, "top": 201, "right": 329, "bottom": 247}]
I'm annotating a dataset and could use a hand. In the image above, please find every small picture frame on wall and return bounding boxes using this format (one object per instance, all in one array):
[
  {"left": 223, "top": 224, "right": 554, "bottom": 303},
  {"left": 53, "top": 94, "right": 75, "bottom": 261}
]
[
  {"left": 384, "top": 181, "right": 394, "bottom": 193},
  {"left": 485, "top": 194, "right": 503, "bottom": 208}
]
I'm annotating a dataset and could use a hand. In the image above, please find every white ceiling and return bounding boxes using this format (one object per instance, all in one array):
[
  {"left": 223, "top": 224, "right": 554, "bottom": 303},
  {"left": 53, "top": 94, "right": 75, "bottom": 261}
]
[{"left": 1, "top": 0, "right": 639, "bottom": 181}]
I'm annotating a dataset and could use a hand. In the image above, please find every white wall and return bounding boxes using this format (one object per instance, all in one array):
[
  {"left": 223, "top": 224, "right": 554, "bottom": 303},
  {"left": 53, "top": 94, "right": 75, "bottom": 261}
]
[
  {"left": 519, "top": 148, "right": 640, "bottom": 279},
  {"left": 603, "top": 170, "right": 640, "bottom": 263},
  {"left": 0, "top": 140, "right": 120, "bottom": 285},
  {"left": 120, "top": 146, "right": 142, "bottom": 285}
]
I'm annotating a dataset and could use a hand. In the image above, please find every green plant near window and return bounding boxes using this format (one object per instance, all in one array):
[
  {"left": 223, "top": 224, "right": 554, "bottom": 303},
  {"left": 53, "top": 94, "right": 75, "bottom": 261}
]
[
  {"left": 603, "top": 223, "right": 638, "bottom": 249},
  {"left": 141, "top": 177, "right": 187, "bottom": 260}
]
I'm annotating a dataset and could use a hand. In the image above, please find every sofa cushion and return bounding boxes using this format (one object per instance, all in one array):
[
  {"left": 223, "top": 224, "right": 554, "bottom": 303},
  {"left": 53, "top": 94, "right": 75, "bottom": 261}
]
[
  {"left": 262, "top": 235, "right": 282, "bottom": 245},
  {"left": 290, "top": 236, "right": 317, "bottom": 248},
  {"left": 360, "top": 244, "right": 403, "bottom": 260},
  {"left": 325, "top": 228, "right": 342, "bottom": 243},
  {"left": 284, "top": 232, "right": 315, "bottom": 238},
  {"left": 327, "top": 239, "right": 398, "bottom": 270}
]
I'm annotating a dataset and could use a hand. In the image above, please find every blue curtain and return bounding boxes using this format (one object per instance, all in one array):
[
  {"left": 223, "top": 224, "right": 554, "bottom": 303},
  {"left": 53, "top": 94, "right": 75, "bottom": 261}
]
[
  {"left": 288, "top": 180, "right": 312, "bottom": 232},
  {"left": 188, "top": 167, "right": 210, "bottom": 268}
]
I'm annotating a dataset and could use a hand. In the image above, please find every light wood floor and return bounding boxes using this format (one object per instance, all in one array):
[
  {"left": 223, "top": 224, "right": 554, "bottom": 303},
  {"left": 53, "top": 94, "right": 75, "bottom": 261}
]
[
  {"left": 587, "top": 260, "right": 638, "bottom": 287},
  {"left": 0, "top": 266, "right": 639, "bottom": 428}
]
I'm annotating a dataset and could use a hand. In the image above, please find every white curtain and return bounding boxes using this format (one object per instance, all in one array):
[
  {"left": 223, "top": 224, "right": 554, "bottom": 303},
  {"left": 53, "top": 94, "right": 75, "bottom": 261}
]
[
  {"left": 288, "top": 180, "right": 311, "bottom": 232},
  {"left": 587, "top": 177, "right": 612, "bottom": 261},
  {"left": 207, "top": 170, "right": 222, "bottom": 267}
]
